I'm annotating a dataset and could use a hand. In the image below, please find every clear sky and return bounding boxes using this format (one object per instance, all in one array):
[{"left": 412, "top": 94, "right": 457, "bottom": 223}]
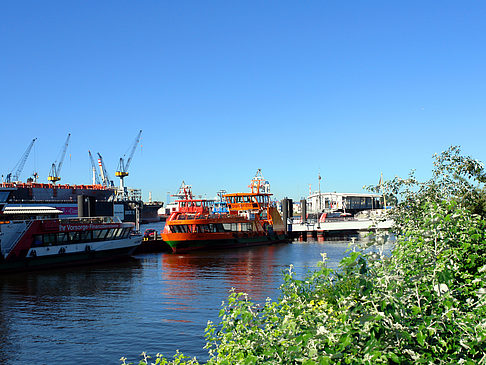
[{"left": 1, "top": 1, "right": 485, "bottom": 202}]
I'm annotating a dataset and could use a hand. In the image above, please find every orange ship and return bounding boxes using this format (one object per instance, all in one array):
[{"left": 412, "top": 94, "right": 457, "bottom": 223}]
[{"left": 161, "top": 172, "right": 288, "bottom": 253}]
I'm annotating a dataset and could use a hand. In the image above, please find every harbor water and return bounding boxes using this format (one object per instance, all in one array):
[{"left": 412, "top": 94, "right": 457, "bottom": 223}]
[{"left": 0, "top": 222, "right": 392, "bottom": 364}]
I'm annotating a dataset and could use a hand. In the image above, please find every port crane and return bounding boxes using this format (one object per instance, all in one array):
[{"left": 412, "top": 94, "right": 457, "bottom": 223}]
[
  {"left": 115, "top": 130, "right": 142, "bottom": 198},
  {"left": 88, "top": 150, "right": 101, "bottom": 185},
  {"left": 5, "top": 138, "right": 37, "bottom": 183},
  {"left": 97, "top": 152, "right": 113, "bottom": 187},
  {"left": 48, "top": 133, "right": 71, "bottom": 184}
]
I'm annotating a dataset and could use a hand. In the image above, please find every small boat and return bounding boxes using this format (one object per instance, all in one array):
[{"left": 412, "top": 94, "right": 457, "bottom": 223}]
[
  {"left": 0, "top": 189, "right": 142, "bottom": 273},
  {"left": 161, "top": 172, "right": 288, "bottom": 253}
]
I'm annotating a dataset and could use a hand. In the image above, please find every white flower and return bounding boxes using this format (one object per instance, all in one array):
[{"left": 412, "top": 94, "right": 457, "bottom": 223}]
[{"left": 434, "top": 283, "right": 449, "bottom": 294}]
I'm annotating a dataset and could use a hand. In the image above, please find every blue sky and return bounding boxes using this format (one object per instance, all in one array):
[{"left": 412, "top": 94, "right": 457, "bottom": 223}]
[{"left": 1, "top": 1, "right": 485, "bottom": 202}]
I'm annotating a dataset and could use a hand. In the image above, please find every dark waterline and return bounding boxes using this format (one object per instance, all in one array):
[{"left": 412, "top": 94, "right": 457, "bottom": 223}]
[{"left": 0, "top": 222, "right": 392, "bottom": 364}]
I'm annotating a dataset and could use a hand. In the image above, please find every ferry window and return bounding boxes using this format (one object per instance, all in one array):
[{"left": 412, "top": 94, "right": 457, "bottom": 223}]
[
  {"left": 113, "top": 228, "right": 122, "bottom": 238},
  {"left": 121, "top": 228, "right": 130, "bottom": 238},
  {"left": 69, "top": 231, "right": 80, "bottom": 242},
  {"left": 222, "top": 223, "right": 231, "bottom": 231},
  {"left": 33, "top": 235, "right": 43, "bottom": 246},
  {"left": 79, "top": 231, "right": 91, "bottom": 242},
  {"left": 106, "top": 229, "right": 115, "bottom": 240},
  {"left": 209, "top": 223, "right": 222, "bottom": 232},
  {"left": 57, "top": 233, "right": 69, "bottom": 244},
  {"left": 92, "top": 230, "right": 104, "bottom": 240},
  {"left": 43, "top": 233, "right": 57, "bottom": 245},
  {"left": 201, "top": 224, "right": 210, "bottom": 233},
  {"left": 231, "top": 223, "right": 238, "bottom": 232}
]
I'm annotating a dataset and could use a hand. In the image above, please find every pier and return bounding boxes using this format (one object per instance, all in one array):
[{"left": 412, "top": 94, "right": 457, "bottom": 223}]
[
  {"left": 281, "top": 197, "right": 393, "bottom": 241},
  {"left": 287, "top": 217, "right": 393, "bottom": 241}
]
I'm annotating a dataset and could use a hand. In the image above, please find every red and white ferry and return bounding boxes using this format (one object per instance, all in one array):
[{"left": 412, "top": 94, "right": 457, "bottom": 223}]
[{"left": 0, "top": 189, "right": 142, "bottom": 273}]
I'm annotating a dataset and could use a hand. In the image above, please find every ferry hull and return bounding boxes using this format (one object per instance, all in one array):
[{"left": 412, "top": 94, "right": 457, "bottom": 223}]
[
  {"left": 162, "top": 233, "right": 288, "bottom": 253},
  {"left": 0, "top": 244, "right": 139, "bottom": 273}
]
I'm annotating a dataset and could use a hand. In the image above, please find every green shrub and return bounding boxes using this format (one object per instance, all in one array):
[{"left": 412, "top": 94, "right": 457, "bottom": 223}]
[{"left": 126, "top": 146, "right": 486, "bottom": 364}]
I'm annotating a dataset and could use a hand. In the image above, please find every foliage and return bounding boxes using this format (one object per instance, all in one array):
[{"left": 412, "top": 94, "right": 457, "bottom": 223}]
[{"left": 125, "top": 146, "right": 486, "bottom": 364}]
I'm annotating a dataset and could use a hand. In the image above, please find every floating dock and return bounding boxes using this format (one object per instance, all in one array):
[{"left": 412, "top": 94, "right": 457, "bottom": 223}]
[{"left": 287, "top": 218, "right": 393, "bottom": 241}]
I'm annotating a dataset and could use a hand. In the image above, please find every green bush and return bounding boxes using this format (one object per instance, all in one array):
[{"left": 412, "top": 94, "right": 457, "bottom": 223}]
[{"left": 125, "top": 147, "right": 486, "bottom": 364}]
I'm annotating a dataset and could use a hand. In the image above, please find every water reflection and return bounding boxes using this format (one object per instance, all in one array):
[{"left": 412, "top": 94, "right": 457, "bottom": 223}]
[
  {"left": 160, "top": 244, "right": 289, "bottom": 302},
  {"left": 0, "top": 236, "right": 394, "bottom": 364},
  {"left": 0, "top": 259, "right": 143, "bottom": 364}
]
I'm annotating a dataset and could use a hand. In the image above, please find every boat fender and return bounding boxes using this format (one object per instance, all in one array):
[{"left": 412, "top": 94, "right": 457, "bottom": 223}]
[
  {"left": 85, "top": 245, "right": 91, "bottom": 252},
  {"left": 59, "top": 247, "right": 66, "bottom": 255},
  {"left": 30, "top": 250, "right": 37, "bottom": 257}
]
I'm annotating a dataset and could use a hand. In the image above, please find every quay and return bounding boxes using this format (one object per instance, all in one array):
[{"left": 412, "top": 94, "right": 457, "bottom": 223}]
[
  {"left": 286, "top": 216, "right": 393, "bottom": 241},
  {"left": 281, "top": 197, "right": 393, "bottom": 241}
]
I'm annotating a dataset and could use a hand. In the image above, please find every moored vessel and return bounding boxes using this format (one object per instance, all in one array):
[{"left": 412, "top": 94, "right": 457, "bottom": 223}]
[
  {"left": 0, "top": 189, "right": 142, "bottom": 273},
  {"left": 161, "top": 173, "right": 288, "bottom": 253}
]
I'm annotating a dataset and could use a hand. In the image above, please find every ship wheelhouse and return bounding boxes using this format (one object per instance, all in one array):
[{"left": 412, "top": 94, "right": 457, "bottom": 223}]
[{"left": 223, "top": 192, "right": 272, "bottom": 213}]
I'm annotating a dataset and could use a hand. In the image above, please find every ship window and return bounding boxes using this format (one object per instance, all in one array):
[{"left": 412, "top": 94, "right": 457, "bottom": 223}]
[
  {"left": 209, "top": 223, "right": 223, "bottom": 232},
  {"left": 92, "top": 229, "right": 104, "bottom": 240},
  {"left": 43, "top": 233, "right": 57, "bottom": 245},
  {"left": 57, "top": 233, "right": 69, "bottom": 244},
  {"left": 33, "top": 235, "right": 43, "bottom": 246},
  {"left": 69, "top": 231, "right": 80, "bottom": 242},
  {"left": 231, "top": 223, "right": 238, "bottom": 232},
  {"left": 112, "top": 228, "right": 121, "bottom": 238},
  {"left": 105, "top": 229, "right": 115, "bottom": 240},
  {"left": 222, "top": 223, "right": 231, "bottom": 231},
  {"left": 79, "top": 231, "right": 91, "bottom": 242},
  {"left": 120, "top": 228, "right": 130, "bottom": 238},
  {"left": 199, "top": 224, "right": 210, "bottom": 233}
]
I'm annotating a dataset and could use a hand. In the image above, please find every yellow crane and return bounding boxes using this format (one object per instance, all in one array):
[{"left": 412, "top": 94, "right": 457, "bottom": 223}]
[
  {"left": 115, "top": 130, "right": 142, "bottom": 195},
  {"left": 48, "top": 133, "right": 71, "bottom": 184}
]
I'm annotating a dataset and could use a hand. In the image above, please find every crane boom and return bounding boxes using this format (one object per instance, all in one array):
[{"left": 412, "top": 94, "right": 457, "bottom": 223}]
[
  {"left": 116, "top": 130, "right": 142, "bottom": 178},
  {"left": 97, "top": 152, "right": 112, "bottom": 187},
  {"left": 6, "top": 138, "right": 37, "bottom": 183},
  {"left": 125, "top": 129, "right": 142, "bottom": 172},
  {"left": 57, "top": 133, "right": 71, "bottom": 176},
  {"left": 88, "top": 150, "right": 101, "bottom": 185},
  {"left": 48, "top": 133, "right": 71, "bottom": 183}
]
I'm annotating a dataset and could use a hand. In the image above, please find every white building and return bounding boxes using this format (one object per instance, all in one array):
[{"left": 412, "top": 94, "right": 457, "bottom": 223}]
[{"left": 306, "top": 192, "right": 382, "bottom": 215}]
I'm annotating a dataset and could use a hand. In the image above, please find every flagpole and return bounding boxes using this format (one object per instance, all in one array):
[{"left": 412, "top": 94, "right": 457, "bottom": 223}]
[{"left": 381, "top": 172, "right": 387, "bottom": 209}]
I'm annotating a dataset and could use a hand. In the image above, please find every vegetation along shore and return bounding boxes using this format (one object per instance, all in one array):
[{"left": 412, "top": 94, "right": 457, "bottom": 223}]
[{"left": 123, "top": 146, "right": 486, "bottom": 364}]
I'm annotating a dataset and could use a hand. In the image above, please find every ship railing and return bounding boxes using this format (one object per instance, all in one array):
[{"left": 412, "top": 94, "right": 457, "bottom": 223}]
[
  {"left": 2, "top": 220, "right": 33, "bottom": 258},
  {"left": 61, "top": 216, "right": 121, "bottom": 224}
]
